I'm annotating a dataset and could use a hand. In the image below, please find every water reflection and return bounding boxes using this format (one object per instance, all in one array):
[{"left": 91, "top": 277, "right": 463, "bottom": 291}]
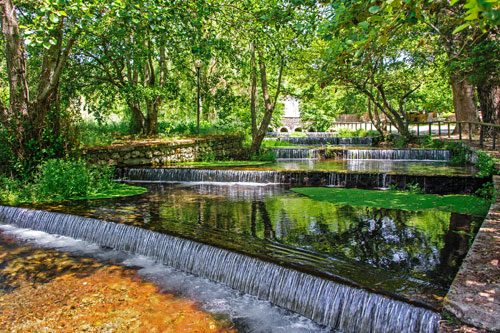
[
  {"left": 244, "top": 160, "right": 477, "bottom": 176},
  {"left": 33, "top": 183, "right": 483, "bottom": 294}
]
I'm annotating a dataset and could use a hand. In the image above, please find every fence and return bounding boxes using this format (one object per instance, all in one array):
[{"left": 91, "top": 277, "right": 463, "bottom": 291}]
[{"left": 329, "top": 121, "right": 500, "bottom": 149}]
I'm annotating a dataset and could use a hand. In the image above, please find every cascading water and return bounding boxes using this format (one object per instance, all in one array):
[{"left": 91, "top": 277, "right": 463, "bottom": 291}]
[
  {"left": 0, "top": 205, "right": 440, "bottom": 333},
  {"left": 272, "top": 148, "right": 320, "bottom": 160},
  {"left": 343, "top": 149, "right": 450, "bottom": 161},
  {"left": 280, "top": 137, "right": 374, "bottom": 146},
  {"left": 328, "top": 172, "right": 391, "bottom": 189},
  {"left": 117, "top": 167, "right": 485, "bottom": 194},
  {"left": 120, "top": 168, "right": 283, "bottom": 184}
]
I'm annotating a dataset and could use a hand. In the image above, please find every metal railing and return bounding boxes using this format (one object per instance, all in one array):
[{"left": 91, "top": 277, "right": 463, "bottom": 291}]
[{"left": 330, "top": 121, "right": 500, "bottom": 149}]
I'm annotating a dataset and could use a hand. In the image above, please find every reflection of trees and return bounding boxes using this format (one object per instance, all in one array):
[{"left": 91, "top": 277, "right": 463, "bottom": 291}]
[
  {"left": 433, "top": 213, "right": 475, "bottom": 284},
  {"left": 250, "top": 201, "right": 276, "bottom": 241},
  {"left": 289, "top": 207, "right": 442, "bottom": 273}
]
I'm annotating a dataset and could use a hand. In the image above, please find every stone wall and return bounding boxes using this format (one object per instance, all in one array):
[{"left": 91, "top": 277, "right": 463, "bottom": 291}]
[{"left": 82, "top": 135, "right": 244, "bottom": 167}]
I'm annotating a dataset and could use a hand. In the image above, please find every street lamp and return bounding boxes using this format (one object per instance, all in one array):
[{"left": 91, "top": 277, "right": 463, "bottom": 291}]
[{"left": 194, "top": 59, "right": 202, "bottom": 134}]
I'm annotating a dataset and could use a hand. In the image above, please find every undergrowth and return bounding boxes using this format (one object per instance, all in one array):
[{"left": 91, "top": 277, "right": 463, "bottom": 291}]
[{"left": 0, "top": 159, "right": 145, "bottom": 204}]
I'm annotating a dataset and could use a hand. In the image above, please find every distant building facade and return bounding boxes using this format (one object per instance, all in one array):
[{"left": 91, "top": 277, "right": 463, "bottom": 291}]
[{"left": 274, "top": 97, "right": 311, "bottom": 132}]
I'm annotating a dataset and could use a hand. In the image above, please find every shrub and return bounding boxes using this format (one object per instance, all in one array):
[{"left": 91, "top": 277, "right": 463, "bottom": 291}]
[
  {"left": 447, "top": 142, "right": 470, "bottom": 166},
  {"left": 475, "top": 150, "right": 497, "bottom": 178},
  {"left": 34, "top": 159, "right": 114, "bottom": 201},
  {"left": 250, "top": 150, "right": 277, "bottom": 162}
]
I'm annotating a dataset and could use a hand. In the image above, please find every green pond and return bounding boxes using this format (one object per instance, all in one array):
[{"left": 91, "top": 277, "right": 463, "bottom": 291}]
[{"left": 29, "top": 183, "right": 487, "bottom": 307}]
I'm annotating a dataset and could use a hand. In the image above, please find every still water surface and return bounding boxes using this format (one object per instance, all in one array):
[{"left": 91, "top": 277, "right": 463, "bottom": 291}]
[{"left": 30, "top": 183, "right": 484, "bottom": 307}]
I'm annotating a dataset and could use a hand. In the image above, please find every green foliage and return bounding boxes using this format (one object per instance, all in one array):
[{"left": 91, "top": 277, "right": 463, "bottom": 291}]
[
  {"left": 418, "top": 136, "right": 446, "bottom": 149},
  {"left": 202, "top": 151, "right": 216, "bottom": 162},
  {"left": 447, "top": 142, "right": 471, "bottom": 166},
  {"left": 475, "top": 150, "right": 497, "bottom": 178},
  {"left": 406, "top": 183, "right": 424, "bottom": 194},
  {"left": 288, "top": 132, "right": 307, "bottom": 138},
  {"left": 475, "top": 181, "right": 495, "bottom": 202},
  {"left": 0, "top": 159, "right": 145, "bottom": 205},
  {"left": 337, "top": 128, "right": 379, "bottom": 138},
  {"left": 451, "top": 0, "right": 500, "bottom": 32},
  {"left": 78, "top": 120, "right": 132, "bottom": 147},
  {"left": 388, "top": 134, "right": 411, "bottom": 148},
  {"left": 34, "top": 159, "right": 114, "bottom": 201},
  {"left": 158, "top": 119, "right": 246, "bottom": 137},
  {"left": 261, "top": 140, "right": 296, "bottom": 148},
  {"left": 250, "top": 150, "right": 277, "bottom": 162}
]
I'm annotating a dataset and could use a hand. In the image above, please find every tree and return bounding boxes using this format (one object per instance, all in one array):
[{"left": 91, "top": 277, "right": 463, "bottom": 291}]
[
  {"left": 319, "top": 21, "right": 435, "bottom": 139},
  {"left": 75, "top": 0, "right": 191, "bottom": 135},
  {"left": 317, "top": 0, "right": 498, "bottom": 136},
  {"left": 0, "top": 0, "right": 103, "bottom": 172},
  {"left": 214, "top": 0, "right": 318, "bottom": 153}
]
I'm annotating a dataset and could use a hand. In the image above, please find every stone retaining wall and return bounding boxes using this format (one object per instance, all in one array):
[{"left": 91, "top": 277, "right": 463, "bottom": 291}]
[{"left": 82, "top": 135, "right": 244, "bottom": 167}]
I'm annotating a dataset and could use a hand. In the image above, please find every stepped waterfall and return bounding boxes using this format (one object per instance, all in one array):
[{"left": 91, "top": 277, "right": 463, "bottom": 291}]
[
  {"left": 343, "top": 149, "right": 450, "bottom": 161},
  {"left": 272, "top": 148, "right": 320, "bottom": 160},
  {"left": 0, "top": 205, "right": 440, "bottom": 333}
]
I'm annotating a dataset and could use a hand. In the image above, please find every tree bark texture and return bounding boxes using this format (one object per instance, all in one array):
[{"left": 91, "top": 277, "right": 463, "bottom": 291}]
[
  {"left": 0, "top": 0, "right": 74, "bottom": 167},
  {"left": 477, "top": 82, "right": 500, "bottom": 124},
  {"left": 450, "top": 76, "right": 479, "bottom": 133},
  {"left": 249, "top": 48, "right": 283, "bottom": 155}
]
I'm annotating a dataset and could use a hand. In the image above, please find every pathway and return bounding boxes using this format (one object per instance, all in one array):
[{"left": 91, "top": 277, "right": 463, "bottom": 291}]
[{"left": 443, "top": 176, "right": 500, "bottom": 332}]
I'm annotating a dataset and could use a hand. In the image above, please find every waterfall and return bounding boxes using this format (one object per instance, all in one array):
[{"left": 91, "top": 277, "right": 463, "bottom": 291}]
[
  {"left": 343, "top": 149, "right": 450, "bottom": 161},
  {"left": 272, "top": 148, "right": 320, "bottom": 160},
  {"left": 120, "top": 168, "right": 282, "bottom": 184},
  {"left": 328, "top": 172, "right": 392, "bottom": 190},
  {"left": 0, "top": 205, "right": 440, "bottom": 333},
  {"left": 280, "top": 137, "right": 374, "bottom": 146}
]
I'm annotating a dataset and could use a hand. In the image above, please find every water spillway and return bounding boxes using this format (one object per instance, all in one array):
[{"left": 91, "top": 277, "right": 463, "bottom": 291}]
[
  {"left": 117, "top": 167, "right": 486, "bottom": 194},
  {"left": 0, "top": 205, "right": 440, "bottom": 332},
  {"left": 342, "top": 149, "right": 450, "bottom": 161},
  {"left": 272, "top": 148, "right": 320, "bottom": 160}
]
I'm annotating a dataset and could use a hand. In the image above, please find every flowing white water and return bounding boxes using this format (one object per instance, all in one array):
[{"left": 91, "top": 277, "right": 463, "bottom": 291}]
[
  {"left": 0, "top": 205, "right": 440, "bottom": 333},
  {"left": 0, "top": 224, "right": 324, "bottom": 333},
  {"left": 121, "top": 168, "right": 282, "bottom": 185},
  {"left": 272, "top": 148, "right": 320, "bottom": 160},
  {"left": 343, "top": 149, "right": 450, "bottom": 161}
]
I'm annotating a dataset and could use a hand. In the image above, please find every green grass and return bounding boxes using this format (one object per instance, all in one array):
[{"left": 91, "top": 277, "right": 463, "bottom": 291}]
[
  {"left": 291, "top": 187, "right": 490, "bottom": 216},
  {"left": 261, "top": 140, "right": 296, "bottom": 148},
  {"left": 73, "top": 183, "right": 147, "bottom": 200},
  {"left": 169, "top": 161, "right": 272, "bottom": 167}
]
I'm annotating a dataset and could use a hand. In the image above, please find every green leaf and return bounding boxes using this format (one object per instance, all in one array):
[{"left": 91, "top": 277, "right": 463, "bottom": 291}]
[
  {"left": 49, "top": 14, "right": 60, "bottom": 23},
  {"left": 358, "top": 21, "right": 369, "bottom": 30},
  {"left": 369, "top": 6, "right": 380, "bottom": 14},
  {"left": 453, "top": 22, "right": 471, "bottom": 33}
]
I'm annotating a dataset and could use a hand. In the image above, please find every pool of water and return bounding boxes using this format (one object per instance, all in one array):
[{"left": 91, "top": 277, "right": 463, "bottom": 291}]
[
  {"left": 29, "top": 183, "right": 484, "bottom": 308},
  {"left": 0, "top": 226, "right": 325, "bottom": 332},
  {"left": 229, "top": 160, "right": 477, "bottom": 176}
]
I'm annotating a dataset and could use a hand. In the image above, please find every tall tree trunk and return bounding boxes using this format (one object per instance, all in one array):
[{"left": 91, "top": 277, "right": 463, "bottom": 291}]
[
  {"left": 250, "top": 42, "right": 258, "bottom": 140},
  {"left": 477, "top": 82, "right": 500, "bottom": 124},
  {"left": 128, "top": 102, "right": 146, "bottom": 134},
  {"left": 1, "top": 0, "right": 74, "bottom": 169},
  {"left": 451, "top": 76, "right": 479, "bottom": 134},
  {"left": 367, "top": 97, "right": 387, "bottom": 137},
  {"left": 249, "top": 49, "right": 284, "bottom": 154},
  {"left": 0, "top": 0, "right": 30, "bottom": 161},
  {"left": 146, "top": 101, "right": 159, "bottom": 135}
]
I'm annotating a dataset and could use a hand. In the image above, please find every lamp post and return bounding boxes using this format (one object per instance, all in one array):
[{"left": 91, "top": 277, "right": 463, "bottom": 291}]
[{"left": 194, "top": 59, "right": 202, "bottom": 134}]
